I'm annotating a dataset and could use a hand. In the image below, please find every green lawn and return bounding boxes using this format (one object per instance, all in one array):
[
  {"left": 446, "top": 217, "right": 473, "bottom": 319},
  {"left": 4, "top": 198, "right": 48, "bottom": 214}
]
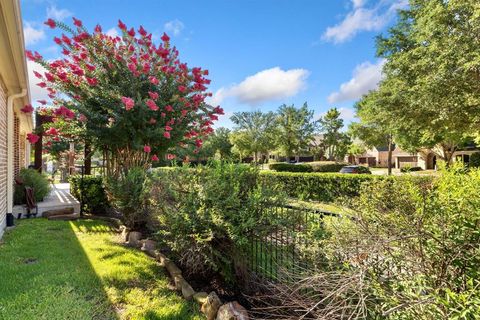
[{"left": 0, "top": 219, "right": 203, "bottom": 320}]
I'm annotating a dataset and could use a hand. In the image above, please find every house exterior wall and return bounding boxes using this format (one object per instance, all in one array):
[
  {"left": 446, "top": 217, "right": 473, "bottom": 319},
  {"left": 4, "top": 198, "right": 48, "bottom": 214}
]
[{"left": 0, "top": 81, "right": 7, "bottom": 238}]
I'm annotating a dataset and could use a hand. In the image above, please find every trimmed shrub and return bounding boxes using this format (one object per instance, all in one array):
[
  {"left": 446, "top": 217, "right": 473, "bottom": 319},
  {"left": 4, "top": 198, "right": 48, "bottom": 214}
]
[
  {"left": 150, "top": 163, "right": 287, "bottom": 283},
  {"left": 260, "top": 171, "right": 376, "bottom": 202},
  {"left": 309, "top": 162, "right": 347, "bottom": 173},
  {"left": 105, "top": 167, "right": 151, "bottom": 230},
  {"left": 400, "top": 165, "right": 422, "bottom": 173},
  {"left": 260, "top": 171, "right": 432, "bottom": 202},
  {"left": 269, "top": 163, "right": 313, "bottom": 172},
  {"left": 69, "top": 175, "right": 108, "bottom": 214},
  {"left": 14, "top": 168, "right": 51, "bottom": 205},
  {"left": 470, "top": 152, "right": 480, "bottom": 168}
]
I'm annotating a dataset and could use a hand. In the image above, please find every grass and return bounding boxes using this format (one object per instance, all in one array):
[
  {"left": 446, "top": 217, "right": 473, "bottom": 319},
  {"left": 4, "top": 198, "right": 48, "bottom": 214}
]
[{"left": 0, "top": 219, "right": 203, "bottom": 320}]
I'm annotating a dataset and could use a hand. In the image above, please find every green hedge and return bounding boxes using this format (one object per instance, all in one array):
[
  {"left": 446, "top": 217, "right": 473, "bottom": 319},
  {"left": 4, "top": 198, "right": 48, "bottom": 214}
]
[
  {"left": 69, "top": 175, "right": 109, "bottom": 214},
  {"left": 269, "top": 163, "right": 313, "bottom": 172},
  {"left": 401, "top": 166, "right": 423, "bottom": 173},
  {"left": 310, "top": 162, "right": 346, "bottom": 173},
  {"left": 260, "top": 171, "right": 433, "bottom": 202},
  {"left": 14, "top": 168, "right": 51, "bottom": 205}
]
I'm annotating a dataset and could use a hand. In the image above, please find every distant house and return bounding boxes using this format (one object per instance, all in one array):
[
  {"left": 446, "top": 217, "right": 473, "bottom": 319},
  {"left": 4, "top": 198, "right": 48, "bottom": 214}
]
[
  {"left": 349, "top": 143, "right": 480, "bottom": 169},
  {"left": 0, "top": 0, "right": 33, "bottom": 238}
]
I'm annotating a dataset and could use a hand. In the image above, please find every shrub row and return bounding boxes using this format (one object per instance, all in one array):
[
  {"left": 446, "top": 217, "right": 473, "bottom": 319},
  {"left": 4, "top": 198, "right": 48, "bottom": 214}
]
[
  {"left": 269, "top": 163, "right": 313, "bottom": 172},
  {"left": 69, "top": 175, "right": 109, "bottom": 214},
  {"left": 260, "top": 171, "right": 432, "bottom": 202},
  {"left": 269, "top": 162, "right": 347, "bottom": 173}
]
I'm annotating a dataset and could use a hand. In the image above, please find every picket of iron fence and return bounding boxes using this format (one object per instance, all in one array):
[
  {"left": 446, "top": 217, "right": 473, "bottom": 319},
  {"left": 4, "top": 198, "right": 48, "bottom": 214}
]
[{"left": 248, "top": 204, "right": 339, "bottom": 281}]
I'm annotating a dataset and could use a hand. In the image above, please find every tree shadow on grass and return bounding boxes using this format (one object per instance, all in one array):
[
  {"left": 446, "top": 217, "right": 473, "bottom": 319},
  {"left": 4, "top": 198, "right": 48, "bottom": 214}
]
[{"left": 0, "top": 219, "right": 117, "bottom": 320}]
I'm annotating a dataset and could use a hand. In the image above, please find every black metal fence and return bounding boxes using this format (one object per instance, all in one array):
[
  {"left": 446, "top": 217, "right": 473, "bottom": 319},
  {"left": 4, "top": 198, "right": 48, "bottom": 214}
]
[{"left": 248, "top": 204, "right": 339, "bottom": 281}]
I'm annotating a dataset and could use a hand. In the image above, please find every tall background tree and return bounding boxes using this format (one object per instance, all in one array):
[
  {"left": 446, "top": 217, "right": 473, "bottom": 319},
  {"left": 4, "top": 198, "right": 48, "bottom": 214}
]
[
  {"left": 318, "top": 108, "right": 350, "bottom": 161},
  {"left": 275, "top": 103, "right": 316, "bottom": 160},
  {"left": 375, "top": 0, "right": 480, "bottom": 163},
  {"left": 230, "top": 111, "right": 277, "bottom": 163}
]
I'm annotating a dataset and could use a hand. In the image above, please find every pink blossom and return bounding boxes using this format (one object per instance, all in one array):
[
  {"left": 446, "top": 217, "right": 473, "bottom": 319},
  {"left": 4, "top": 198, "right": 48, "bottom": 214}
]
[
  {"left": 118, "top": 19, "right": 126, "bottom": 31},
  {"left": 94, "top": 24, "right": 102, "bottom": 33},
  {"left": 127, "top": 28, "right": 135, "bottom": 37},
  {"left": 167, "top": 154, "right": 176, "bottom": 160},
  {"left": 143, "top": 145, "right": 151, "bottom": 153},
  {"left": 121, "top": 97, "right": 135, "bottom": 110},
  {"left": 149, "top": 118, "right": 157, "bottom": 124},
  {"left": 45, "top": 127, "right": 59, "bottom": 135},
  {"left": 148, "top": 91, "right": 159, "bottom": 100},
  {"left": 161, "top": 32, "right": 170, "bottom": 42},
  {"left": 44, "top": 19, "right": 56, "bottom": 29},
  {"left": 163, "top": 131, "right": 171, "bottom": 139},
  {"left": 27, "top": 133, "right": 40, "bottom": 144},
  {"left": 73, "top": 17, "right": 83, "bottom": 27},
  {"left": 146, "top": 99, "right": 159, "bottom": 111},
  {"left": 165, "top": 125, "right": 172, "bottom": 131},
  {"left": 165, "top": 105, "right": 173, "bottom": 112},
  {"left": 178, "top": 85, "right": 186, "bottom": 93},
  {"left": 195, "top": 139, "right": 203, "bottom": 148},
  {"left": 86, "top": 77, "right": 98, "bottom": 86},
  {"left": 149, "top": 76, "right": 159, "bottom": 85},
  {"left": 79, "top": 114, "right": 87, "bottom": 122},
  {"left": 152, "top": 154, "right": 159, "bottom": 161},
  {"left": 37, "top": 100, "right": 47, "bottom": 105},
  {"left": 20, "top": 104, "right": 34, "bottom": 114}
]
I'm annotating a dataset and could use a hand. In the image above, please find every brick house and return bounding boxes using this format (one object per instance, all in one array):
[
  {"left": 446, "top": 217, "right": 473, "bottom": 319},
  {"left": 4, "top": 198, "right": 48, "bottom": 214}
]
[{"left": 0, "top": 0, "right": 33, "bottom": 238}]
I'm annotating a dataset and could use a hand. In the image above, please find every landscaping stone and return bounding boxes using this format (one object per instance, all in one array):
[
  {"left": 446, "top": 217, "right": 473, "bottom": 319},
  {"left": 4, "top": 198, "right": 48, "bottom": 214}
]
[
  {"left": 193, "top": 292, "right": 208, "bottom": 304},
  {"left": 165, "top": 259, "right": 182, "bottom": 277},
  {"left": 43, "top": 207, "right": 74, "bottom": 218},
  {"left": 173, "top": 275, "right": 195, "bottom": 299},
  {"left": 48, "top": 213, "right": 80, "bottom": 221},
  {"left": 216, "top": 301, "right": 249, "bottom": 320},
  {"left": 201, "top": 291, "right": 222, "bottom": 320},
  {"left": 141, "top": 239, "right": 157, "bottom": 254},
  {"left": 154, "top": 251, "right": 168, "bottom": 266},
  {"left": 127, "top": 231, "right": 142, "bottom": 247},
  {"left": 120, "top": 226, "right": 129, "bottom": 242}
]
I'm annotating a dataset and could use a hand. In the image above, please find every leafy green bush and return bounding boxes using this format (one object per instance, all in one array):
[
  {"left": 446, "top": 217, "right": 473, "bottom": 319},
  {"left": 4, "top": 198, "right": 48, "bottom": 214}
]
[
  {"left": 317, "top": 165, "right": 480, "bottom": 319},
  {"left": 150, "top": 163, "right": 286, "bottom": 283},
  {"left": 14, "top": 168, "right": 51, "bottom": 204},
  {"left": 400, "top": 165, "right": 422, "bottom": 172},
  {"left": 105, "top": 168, "right": 151, "bottom": 230},
  {"left": 470, "top": 152, "right": 480, "bottom": 168},
  {"left": 260, "top": 171, "right": 377, "bottom": 202},
  {"left": 269, "top": 163, "right": 313, "bottom": 172},
  {"left": 69, "top": 175, "right": 108, "bottom": 214},
  {"left": 309, "top": 162, "right": 346, "bottom": 173}
]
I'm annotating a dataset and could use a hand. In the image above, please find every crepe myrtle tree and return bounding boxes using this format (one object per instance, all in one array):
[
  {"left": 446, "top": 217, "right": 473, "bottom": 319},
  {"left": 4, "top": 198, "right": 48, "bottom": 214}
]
[{"left": 25, "top": 17, "right": 223, "bottom": 177}]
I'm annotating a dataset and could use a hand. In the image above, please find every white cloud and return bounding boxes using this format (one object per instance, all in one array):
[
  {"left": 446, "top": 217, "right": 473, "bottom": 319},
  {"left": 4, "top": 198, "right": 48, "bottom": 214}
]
[
  {"left": 164, "top": 19, "right": 185, "bottom": 36},
  {"left": 323, "top": 0, "right": 408, "bottom": 43},
  {"left": 339, "top": 107, "right": 356, "bottom": 121},
  {"left": 46, "top": 5, "right": 72, "bottom": 21},
  {"left": 105, "top": 28, "right": 119, "bottom": 38},
  {"left": 328, "top": 59, "right": 385, "bottom": 103},
  {"left": 23, "top": 22, "right": 45, "bottom": 46},
  {"left": 27, "top": 61, "right": 49, "bottom": 104},
  {"left": 211, "top": 67, "right": 310, "bottom": 106},
  {"left": 352, "top": 0, "right": 366, "bottom": 9}
]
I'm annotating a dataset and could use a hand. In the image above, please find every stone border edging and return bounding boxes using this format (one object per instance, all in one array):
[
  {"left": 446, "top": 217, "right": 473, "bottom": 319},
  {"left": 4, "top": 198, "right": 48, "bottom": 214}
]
[{"left": 123, "top": 227, "right": 249, "bottom": 320}]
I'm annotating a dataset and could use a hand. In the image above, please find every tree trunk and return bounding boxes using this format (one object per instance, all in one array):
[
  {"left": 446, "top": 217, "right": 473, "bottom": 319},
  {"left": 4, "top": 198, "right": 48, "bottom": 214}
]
[
  {"left": 84, "top": 142, "right": 92, "bottom": 175},
  {"left": 33, "top": 113, "right": 43, "bottom": 172},
  {"left": 387, "top": 136, "right": 393, "bottom": 176},
  {"left": 387, "top": 139, "right": 393, "bottom": 176}
]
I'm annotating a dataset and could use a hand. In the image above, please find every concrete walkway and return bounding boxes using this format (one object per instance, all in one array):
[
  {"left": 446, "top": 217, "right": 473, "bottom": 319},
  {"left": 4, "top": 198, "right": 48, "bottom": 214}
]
[{"left": 13, "top": 183, "right": 80, "bottom": 218}]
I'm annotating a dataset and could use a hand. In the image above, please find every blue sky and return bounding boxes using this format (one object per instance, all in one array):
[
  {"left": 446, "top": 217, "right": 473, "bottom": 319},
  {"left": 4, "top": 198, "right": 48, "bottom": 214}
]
[{"left": 21, "top": 0, "right": 407, "bottom": 128}]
